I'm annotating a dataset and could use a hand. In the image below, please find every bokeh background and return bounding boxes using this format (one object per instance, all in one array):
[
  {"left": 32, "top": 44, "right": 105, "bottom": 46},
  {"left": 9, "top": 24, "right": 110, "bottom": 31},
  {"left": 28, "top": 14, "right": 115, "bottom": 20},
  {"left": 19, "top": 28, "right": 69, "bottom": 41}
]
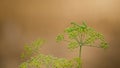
[{"left": 0, "top": 0, "right": 120, "bottom": 68}]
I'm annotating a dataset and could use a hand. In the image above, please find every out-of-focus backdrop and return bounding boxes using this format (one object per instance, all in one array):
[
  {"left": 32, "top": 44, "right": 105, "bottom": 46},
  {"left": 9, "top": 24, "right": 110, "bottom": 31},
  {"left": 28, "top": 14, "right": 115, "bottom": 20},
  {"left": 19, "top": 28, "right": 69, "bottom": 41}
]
[{"left": 0, "top": 0, "right": 120, "bottom": 68}]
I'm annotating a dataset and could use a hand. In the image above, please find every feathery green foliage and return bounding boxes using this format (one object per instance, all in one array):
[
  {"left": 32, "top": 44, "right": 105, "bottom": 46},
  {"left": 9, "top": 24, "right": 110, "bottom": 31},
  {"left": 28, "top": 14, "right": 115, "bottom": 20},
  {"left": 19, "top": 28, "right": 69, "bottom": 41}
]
[
  {"left": 56, "top": 22, "right": 108, "bottom": 49},
  {"left": 20, "top": 39, "right": 76, "bottom": 68},
  {"left": 56, "top": 21, "right": 108, "bottom": 68},
  {"left": 20, "top": 21, "right": 109, "bottom": 68}
]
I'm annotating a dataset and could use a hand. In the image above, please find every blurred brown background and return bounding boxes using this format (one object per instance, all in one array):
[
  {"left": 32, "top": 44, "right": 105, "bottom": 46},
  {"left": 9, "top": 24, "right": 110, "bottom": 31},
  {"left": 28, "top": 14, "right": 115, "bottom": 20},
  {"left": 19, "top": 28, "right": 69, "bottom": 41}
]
[{"left": 0, "top": 0, "right": 120, "bottom": 68}]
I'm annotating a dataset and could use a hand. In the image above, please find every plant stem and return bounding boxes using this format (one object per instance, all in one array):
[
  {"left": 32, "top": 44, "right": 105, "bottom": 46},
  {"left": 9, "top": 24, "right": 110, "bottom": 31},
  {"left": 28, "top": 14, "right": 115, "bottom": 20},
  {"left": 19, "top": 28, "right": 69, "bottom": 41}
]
[
  {"left": 78, "top": 33, "right": 83, "bottom": 68},
  {"left": 79, "top": 45, "right": 82, "bottom": 68}
]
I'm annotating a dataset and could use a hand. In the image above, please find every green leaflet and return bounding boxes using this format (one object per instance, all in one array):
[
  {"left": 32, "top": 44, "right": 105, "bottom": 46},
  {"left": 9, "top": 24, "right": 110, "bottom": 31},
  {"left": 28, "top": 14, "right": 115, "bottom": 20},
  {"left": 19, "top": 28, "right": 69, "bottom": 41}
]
[
  {"left": 68, "top": 41, "right": 79, "bottom": 50},
  {"left": 56, "top": 34, "right": 64, "bottom": 42},
  {"left": 100, "top": 42, "right": 109, "bottom": 49},
  {"left": 20, "top": 62, "right": 28, "bottom": 68},
  {"left": 21, "top": 39, "right": 45, "bottom": 58}
]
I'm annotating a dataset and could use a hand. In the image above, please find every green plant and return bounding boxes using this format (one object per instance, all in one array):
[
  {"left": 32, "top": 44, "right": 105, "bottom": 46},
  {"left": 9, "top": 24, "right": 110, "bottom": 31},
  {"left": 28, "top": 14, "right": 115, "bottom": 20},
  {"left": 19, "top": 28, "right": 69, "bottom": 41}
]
[{"left": 19, "top": 21, "right": 108, "bottom": 68}]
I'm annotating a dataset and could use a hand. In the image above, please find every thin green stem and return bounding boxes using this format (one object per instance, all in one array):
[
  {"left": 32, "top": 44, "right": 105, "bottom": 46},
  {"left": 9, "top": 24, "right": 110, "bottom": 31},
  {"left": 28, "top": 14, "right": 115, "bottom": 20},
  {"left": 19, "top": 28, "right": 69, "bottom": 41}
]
[
  {"left": 79, "top": 46, "right": 81, "bottom": 58},
  {"left": 79, "top": 45, "right": 82, "bottom": 68},
  {"left": 78, "top": 33, "right": 83, "bottom": 68}
]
